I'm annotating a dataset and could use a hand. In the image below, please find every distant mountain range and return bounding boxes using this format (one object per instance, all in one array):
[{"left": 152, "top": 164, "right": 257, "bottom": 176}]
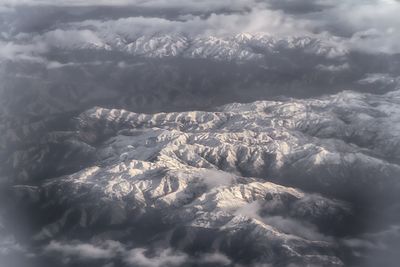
[{"left": 39, "top": 32, "right": 346, "bottom": 61}]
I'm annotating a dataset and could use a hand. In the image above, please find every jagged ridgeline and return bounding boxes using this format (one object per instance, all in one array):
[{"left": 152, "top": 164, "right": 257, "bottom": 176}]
[
  {"left": 2, "top": 89, "right": 400, "bottom": 266},
  {"left": 1, "top": 33, "right": 399, "bottom": 117}
]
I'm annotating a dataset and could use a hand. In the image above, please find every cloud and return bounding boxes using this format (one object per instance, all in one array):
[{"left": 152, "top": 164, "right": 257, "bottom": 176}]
[
  {"left": 0, "top": 6, "right": 14, "bottom": 13},
  {"left": 42, "top": 239, "right": 234, "bottom": 266},
  {"left": 0, "top": 29, "right": 104, "bottom": 64},
  {"left": 337, "top": 1, "right": 400, "bottom": 53},
  {"left": 265, "top": 0, "right": 336, "bottom": 14},
  {"left": 341, "top": 225, "right": 400, "bottom": 267},
  {"left": 44, "top": 240, "right": 123, "bottom": 260},
  {"left": 124, "top": 248, "right": 232, "bottom": 267},
  {"left": 234, "top": 201, "right": 264, "bottom": 221},
  {"left": 43, "top": 241, "right": 191, "bottom": 266},
  {"left": 0, "top": 3, "right": 314, "bottom": 63},
  {"left": 0, "top": 40, "right": 47, "bottom": 62},
  {"left": 124, "top": 248, "right": 188, "bottom": 267},
  {"left": 68, "top": 7, "right": 310, "bottom": 38},
  {"left": 0, "top": 0, "right": 260, "bottom": 10},
  {"left": 199, "top": 169, "right": 235, "bottom": 189},
  {"left": 1, "top": 0, "right": 400, "bottom": 58},
  {"left": 262, "top": 216, "right": 331, "bottom": 241},
  {"left": 197, "top": 252, "right": 232, "bottom": 265},
  {"left": 0, "top": 235, "right": 24, "bottom": 256},
  {"left": 233, "top": 200, "right": 332, "bottom": 241},
  {"left": 316, "top": 63, "right": 350, "bottom": 72},
  {"left": 38, "top": 29, "right": 104, "bottom": 49}
]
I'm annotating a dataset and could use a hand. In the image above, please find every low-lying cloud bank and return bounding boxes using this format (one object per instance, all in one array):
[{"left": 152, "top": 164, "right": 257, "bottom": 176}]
[
  {"left": 43, "top": 240, "right": 234, "bottom": 267},
  {"left": 0, "top": 0, "right": 399, "bottom": 60}
]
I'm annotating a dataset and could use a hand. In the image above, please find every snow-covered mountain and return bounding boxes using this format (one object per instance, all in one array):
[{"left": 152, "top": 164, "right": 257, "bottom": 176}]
[
  {"left": 112, "top": 33, "right": 346, "bottom": 60},
  {"left": 2, "top": 89, "right": 400, "bottom": 266},
  {"left": 2, "top": 31, "right": 398, "bottom": 123},
  {"left": 41, "top": 32, "right": 346, "bottom": 61}
]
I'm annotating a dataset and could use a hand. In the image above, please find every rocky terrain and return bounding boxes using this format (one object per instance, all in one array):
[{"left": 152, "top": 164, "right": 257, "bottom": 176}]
[{"left": 1, "top": 88, "right": 400, "bottom": 266}]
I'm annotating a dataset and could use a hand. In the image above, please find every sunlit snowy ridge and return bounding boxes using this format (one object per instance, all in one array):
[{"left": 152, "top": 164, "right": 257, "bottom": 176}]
[{"left": 2, "top": 88, "right": 400, "bottom": 266}]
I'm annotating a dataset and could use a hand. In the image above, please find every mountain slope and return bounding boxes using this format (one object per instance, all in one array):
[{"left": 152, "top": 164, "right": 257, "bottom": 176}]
[{"left": 3, "top": 89, "right": 400, "bottom": 266}]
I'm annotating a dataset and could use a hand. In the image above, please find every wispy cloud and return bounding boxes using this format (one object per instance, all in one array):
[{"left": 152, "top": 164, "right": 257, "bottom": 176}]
[
  {"left": 42, "top": 240, "right": 234, "bottom": 266},
  {"left": 124, "top": 248, "right": 187, "bottom": 267},
  {"left": 44, "top": 240, "right": 124, "bottom": 260}
]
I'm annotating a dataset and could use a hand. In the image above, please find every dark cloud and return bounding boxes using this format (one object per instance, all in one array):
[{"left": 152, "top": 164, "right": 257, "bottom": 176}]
[
  {"left": 266, "top": 0, "right": 335, "bottom": 14},
  {"left": 342, "top": 225, "right": 400, "bottom": 267}
]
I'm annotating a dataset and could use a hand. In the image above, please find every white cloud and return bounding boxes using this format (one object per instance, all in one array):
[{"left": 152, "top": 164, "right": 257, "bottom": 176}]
[
  {"left": 0, "top": 41, "right": 48, "bottom": 62},
  {"left": 309, "top": 0, "right": 400, "bottom": 53},
  {"left": 124, "top": 248, "right": 188, "bottom": 267},
  {"left": 198, "top": 252, "right": 232, "bottom": 265},
  {"left": 1, "top": 0, "right": 400, "bottom": 60},
  {"left": 234, "top": 201, "right": 264, "bottom": 221},
  {"left": 44, "top": 240, "right": 123, "bottom": 260},
  {"left": 199, "top": 169, "right": 235, "bottom": 189},
  {"left": 43, "top": 240, "right": 233, "bottom": 266},
  {"left": 70, "top": 7, "right": 310, "bottom": 39},
  {"left": 233, "top": 200, "right": 332, "bottom": 241},
  {"left": 38, "top": 29, "right": 104, "bottom": 49},
  {"left": 316, "top": 63, "right": 350, "bottom": 72}
]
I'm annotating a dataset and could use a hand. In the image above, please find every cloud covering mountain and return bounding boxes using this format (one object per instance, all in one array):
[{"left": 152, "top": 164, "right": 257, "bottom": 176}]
[{"left": 1, "top": 0, "right": 400, "bottom": 59}]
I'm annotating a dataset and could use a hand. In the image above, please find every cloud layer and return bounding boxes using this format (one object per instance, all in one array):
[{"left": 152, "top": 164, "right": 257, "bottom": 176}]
[{"left": 0, "top": 0, "right": 399, "bottom": 59}]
